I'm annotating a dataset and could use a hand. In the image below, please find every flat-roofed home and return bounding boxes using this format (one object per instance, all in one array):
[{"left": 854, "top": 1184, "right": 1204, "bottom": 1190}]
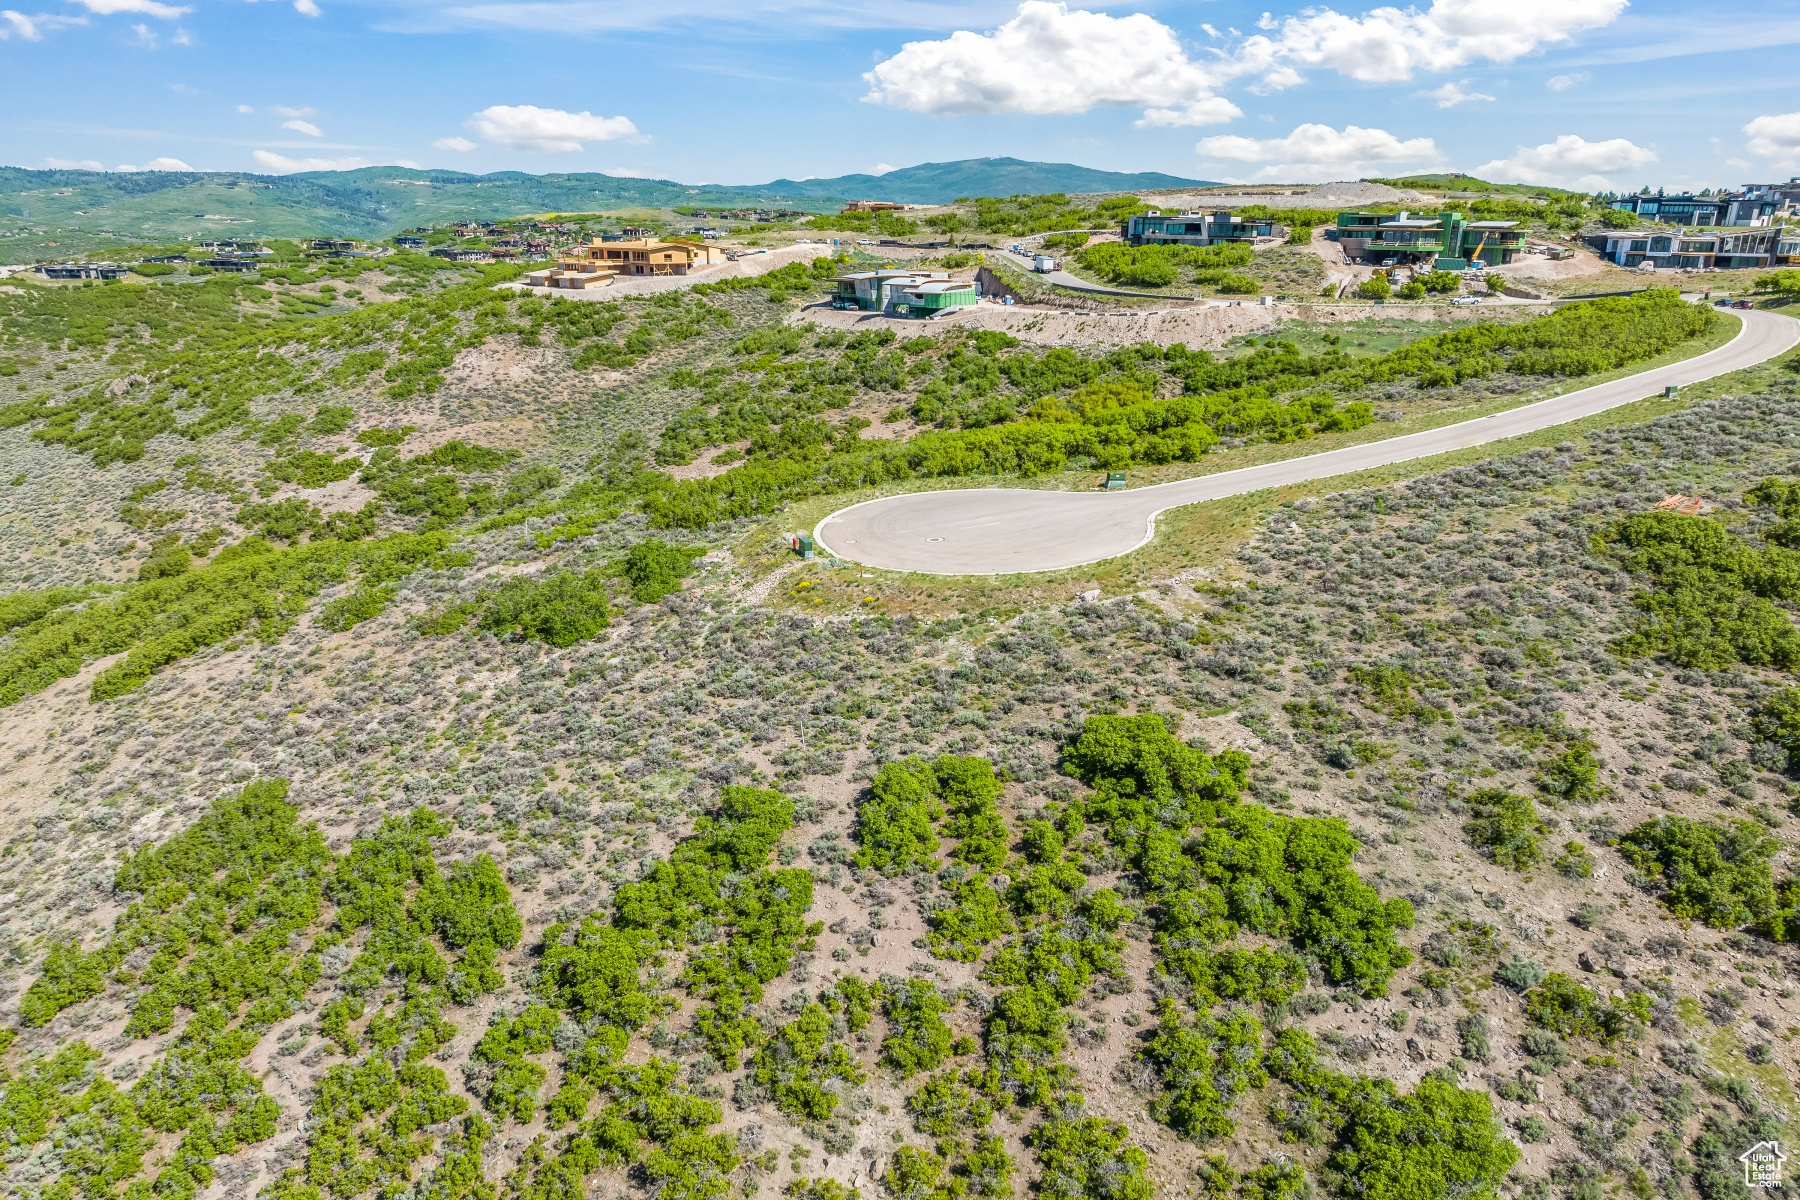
[
  {"left": 824, "top": 268, "right": 950, "bottom": 311},
  {"left": 573, "top": 238, "right": 724, "bottom": 276},
  {"left": 523, "top": 258, "right": 619, "bottom": 290},
  {"left": 889, "top": 279, "right": 979, "bottom": 315},
  {"left": 1334, "top": 210, "right": 1522, "bottom": 269},
  {"left": 1122, "top": 210, "right": 1275, "bottom": 246}
]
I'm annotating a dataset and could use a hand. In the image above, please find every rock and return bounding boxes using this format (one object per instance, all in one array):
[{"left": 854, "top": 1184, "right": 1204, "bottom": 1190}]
[
  {"left": 1406, "top": 1037, "right": 1425, "bottom": 1062},
  {"left": 1578, "top": 951, "right": 1597, "bottom": 973}
]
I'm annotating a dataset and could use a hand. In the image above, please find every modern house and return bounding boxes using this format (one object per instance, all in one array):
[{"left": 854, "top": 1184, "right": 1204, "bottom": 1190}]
[
  {"left": 1606, "top": 183, "right": 1799, "bottom": 227},
  {"left": 395, "top": 235, "right": 426, "bottom": 249},
  {"left": 429, "top": 247, "right": 491, "bottom": 263},
  {"left": 1589, "top": 226, "right": 1786, "bottom": 270},
  {"left": 1121, "top": 210, "right": 1276, "bottom": 247},
  {"left": 570, "top": 238, "right": 723, "bottom": 276},
  {"left": 843, "top": 201, "right": 908, "bottom": 213},
  {"left": 823, "top": 269, "right": 950, "bottom": 311},
  {"left": 1333, "top": 210, "right": 1522, "bottom": 269},
  {"left": 888, "top": 279, "right": 979, "bottom": 315},
  {"left": 36, "top": 262, "right": 127, "bottom": 280}
]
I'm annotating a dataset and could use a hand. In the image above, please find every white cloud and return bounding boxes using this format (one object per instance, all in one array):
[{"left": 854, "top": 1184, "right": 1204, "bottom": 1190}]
[
  {"left": 130, "top": 20, "right": 156, "bottom": 42},
  {"left": 467, "top": 104, "right": 638, "bottom": 152},
  {"left": 1745, "top": 111, "right": 1800, "bottom": 167},
  {"left": 282, "top": 118, "right": 324, "bottom": 136},
  {"left": 294, "top": 0, "right": 319, "bottom": 16},
  {"left": 45, "top": 157, "right": 104, "bottom": 169},
  {"left": 599, "top": 166, "right": 648, "bottom": 177},
  {"left": 1230, "top": 0, "right": 1626, "bottom": 88},
  {"left": 1546, "top": 71, "right": 1589, "bottom": 90},
  {"left": 1472, "top": 133, "right": 1657, "bottom": 189},
  {"left": 252, "top": 151, "right": 417, "bottom": 173},
  {"left": 1195, "top": 122, "right": 1441, "bottom": 182},
  {"left": 434, "top": 135, "right": 478, "bottom": 151},
  {"left": 2, "top": 7, "right": 84, "bottom": 36},
  {"left": 1136, "top": 97, "right": 1246, "bottom": 128},
  {"left": 145, "top": 156, "right": 192, "bottom": 170},
  {"left": 1428, "top": 80, "right": 1493, "bottom": 107},
  {"left": 871, "top": 162, "right": 897, "bottom": 175},
  {"left": 169, "top": 22, "right": 186, "bottom": 40},
  {"left": 274, "top": 105, "right": 315, "bottom": 116},
  {"left": 253, "top": 150, "right": 371, "bottom": 172},
  {"left": 236, "top": 103, "right": 255, "bottom": 113},
  {"left": 862, "top": 1, "right": 1241, "bottom": 128},
  {"left": 68, "top": 0, "right": 190, "bottom": 18}
]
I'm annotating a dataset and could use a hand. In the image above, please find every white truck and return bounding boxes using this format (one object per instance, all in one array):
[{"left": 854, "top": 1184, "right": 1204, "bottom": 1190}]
[{"left": 1032, "top": 254, "right": 1058, "bottom": 273}]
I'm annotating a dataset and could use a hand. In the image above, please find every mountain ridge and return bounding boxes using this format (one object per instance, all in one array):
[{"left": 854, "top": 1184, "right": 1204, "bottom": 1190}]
[{"left": 0, "top": 158, "right": 1220, "bottom": 258}]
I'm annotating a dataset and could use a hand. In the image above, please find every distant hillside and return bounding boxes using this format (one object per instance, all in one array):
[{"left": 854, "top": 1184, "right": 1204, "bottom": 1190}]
[
  {"left": 763, "top": 158, "right": 1219, "bottom": 204},
  {"left": 0, "top": 158, "right": 1221, "bottom": 260},
  {"left": 1369, "top": 173, "right": 1586, "bottom": 198}
]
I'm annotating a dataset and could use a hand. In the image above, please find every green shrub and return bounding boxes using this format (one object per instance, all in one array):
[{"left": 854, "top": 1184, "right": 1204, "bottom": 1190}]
[
  {"left": 881, "top": 979, "right": 954, "bottom": 1077},
  {"left": 477, "top": 569, "right": 611, "bottom": 646},
  {"left": 1492, "top": 956, "right": 1546, "bottom": 992},
  {"left": 1599, "top": 510, "right": 1800, "bottom": 670},
  {"left": 1617, "top": 815, "right": 1782, "bottom": 930},
  {"left": 1062, "top": 712, "right": 1250, "bottom": 832},
  {"left": 1025, "top": 1116, "right": 1154, "bottom": 1200},
  {"left": 854, "top": 758, "right": 944, "bottom": 874},
  {"left": 1523, "top": 973, "right": 1650, "bottom": 1042},
  {"left": 1139, "top": 1001, "right": 1267, "bottom": 1139},
  {"left": 1750, "top": 686, "right": 1800, "bottom": 774},
  {"left": 316, "top": 585, "right": 395, "bottom": 632},
  {"left": 621, "top": 538, "right": 705, "bottom": 602},
  {"left": 1462, "top": 790, "right": 1547, "bottom": 870},
  {"left": 1553, "top": 841, "right": 1596, "bottom": 878},
  {"left": 306, "top": 404, "right": 355, "bottom": 434},
  {"left": 750, "top": 1003, "right": 863, "bottom": 1120},
  {"left": 1356, "top": 275, "right": 1392, "bottom": 300}
]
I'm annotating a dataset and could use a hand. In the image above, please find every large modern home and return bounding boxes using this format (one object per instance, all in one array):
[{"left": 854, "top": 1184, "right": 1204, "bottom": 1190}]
[
  {"left": 576, "top": 237, "right": 725, "bottom": 277},
  {"left": 887, "top": 279, "right": 979, "bottom": 315},
  {"left": 523, "top": 237, "right": 727, "bottom": 288},
  {"left": 1120, "top": 210, "right": 1276, "bottom": 247},
  {"left": 1605, "top": 181, "right": 1800, "bottom": 227},
  {"left": 823, "top": 269, "right": 952, "bottom": 311},
  {"left": 1588, "top": 226, "right": 1791, "bottom": 270},
  {"left": 1332, "top": 210, "right": 1522, "bottom": 270}
]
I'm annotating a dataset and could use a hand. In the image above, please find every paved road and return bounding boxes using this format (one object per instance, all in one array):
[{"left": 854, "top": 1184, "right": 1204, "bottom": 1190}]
[{"left": 815, "top": 309, "right": 1799, "bottom": 576}]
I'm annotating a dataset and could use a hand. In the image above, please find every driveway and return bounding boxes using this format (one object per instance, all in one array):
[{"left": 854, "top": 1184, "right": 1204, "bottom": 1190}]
[{"left": 814, "top": 309, "right": 1798, "bottom": 576}]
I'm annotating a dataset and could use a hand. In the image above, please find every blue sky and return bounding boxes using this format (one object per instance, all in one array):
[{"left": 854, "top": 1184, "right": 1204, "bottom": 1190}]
[{"left": 3, "top": 0, "right": 1799, "bottom": 192}]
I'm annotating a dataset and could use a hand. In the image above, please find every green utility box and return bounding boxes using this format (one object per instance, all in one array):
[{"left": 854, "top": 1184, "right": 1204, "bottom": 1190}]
[
  {"left": 1664, "top": 385, "right": 1680, "bottom": 399},
  {"left": 1104, "top": 472, "right": 1127, "bottom": 490},
  {"left": 795, "top": 533, "right": 815, "bottom": 559}
]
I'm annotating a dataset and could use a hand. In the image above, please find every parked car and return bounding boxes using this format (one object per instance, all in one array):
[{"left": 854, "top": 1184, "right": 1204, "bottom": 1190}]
[
  {"left": 1732, "top": 299, "right": 1756, "bottom": 309},
  {"left": 1450, "top": 295, "right": 1482, "bottom": 306}
]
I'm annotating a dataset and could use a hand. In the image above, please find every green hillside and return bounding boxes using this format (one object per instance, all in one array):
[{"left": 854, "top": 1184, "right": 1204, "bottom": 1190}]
[
  {"left": 0, "top": 158, "right": 1219, "bottom": 262},
  {"left": 762, "top": 157, "right": 1219, "bottom": 204},
  {"left": 1370, "top": 173, "right": 1586, "bottom": 198}
]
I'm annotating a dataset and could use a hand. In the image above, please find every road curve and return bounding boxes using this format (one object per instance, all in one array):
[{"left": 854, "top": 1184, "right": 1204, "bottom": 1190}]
[{"left": 815, "top": 309, "right": 1799, "bottom": 576}]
